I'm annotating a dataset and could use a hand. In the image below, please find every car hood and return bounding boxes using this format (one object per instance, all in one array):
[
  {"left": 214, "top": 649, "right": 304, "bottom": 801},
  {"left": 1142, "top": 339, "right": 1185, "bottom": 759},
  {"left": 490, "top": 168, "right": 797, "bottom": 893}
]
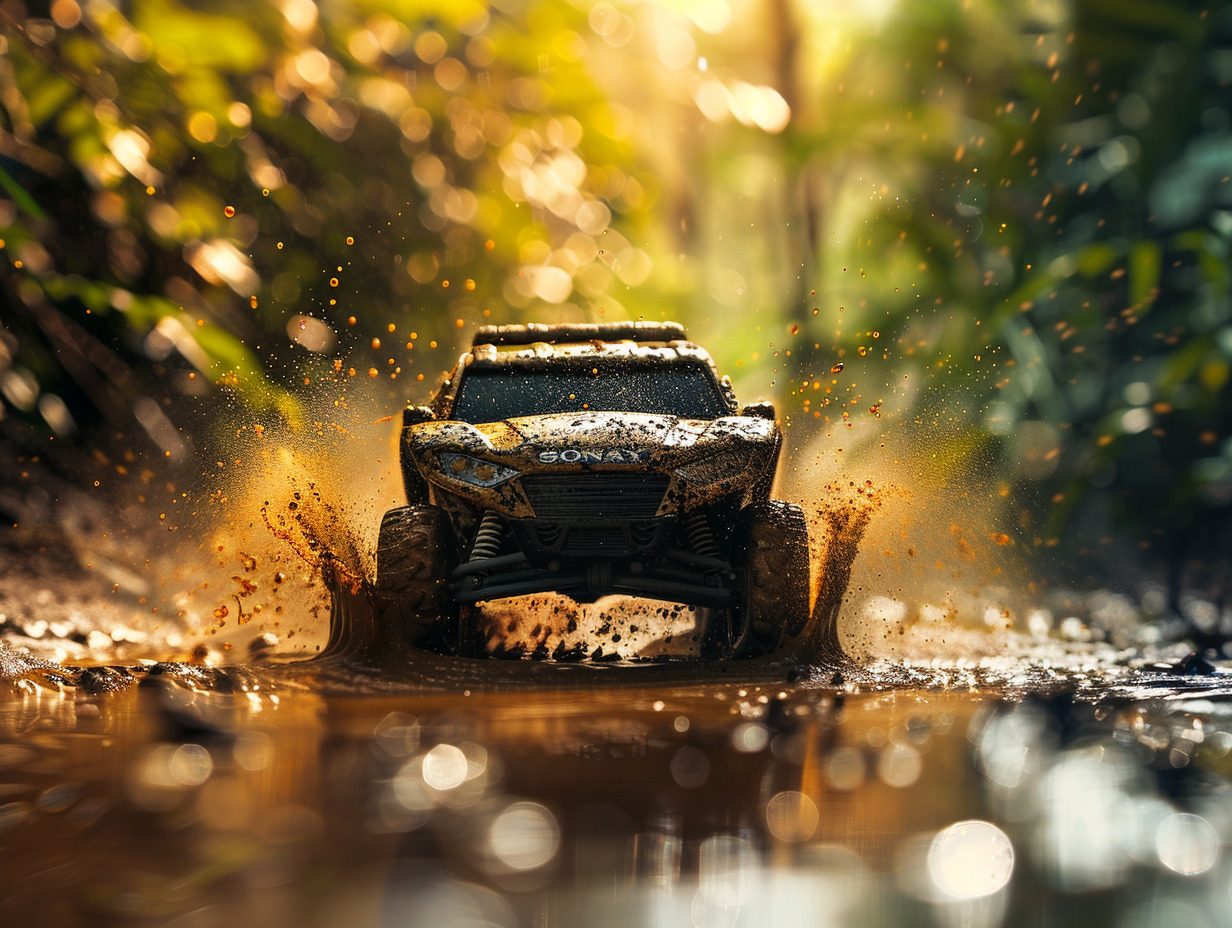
[
  {"left": 408, "top": 411, "right": 775, "bottom": 464},
  {"left": 405, "top": 411, "right": 780, "bottom": 516}
]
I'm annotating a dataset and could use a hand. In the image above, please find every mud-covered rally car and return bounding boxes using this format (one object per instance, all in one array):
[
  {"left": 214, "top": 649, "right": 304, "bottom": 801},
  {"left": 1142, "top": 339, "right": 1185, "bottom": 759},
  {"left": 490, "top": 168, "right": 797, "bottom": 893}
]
[{"left": 375, "top": 321, "right": 812, "bottom": 659}]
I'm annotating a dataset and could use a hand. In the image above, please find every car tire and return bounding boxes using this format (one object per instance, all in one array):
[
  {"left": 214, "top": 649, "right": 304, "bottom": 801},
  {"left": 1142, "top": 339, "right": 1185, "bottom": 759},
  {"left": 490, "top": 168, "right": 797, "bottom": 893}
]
[
  {"left": 721, "top": 500, "right": 811, "bottom": 658},
  {"left": 375, "top": 505, "right": 461, "bottom": 652}
]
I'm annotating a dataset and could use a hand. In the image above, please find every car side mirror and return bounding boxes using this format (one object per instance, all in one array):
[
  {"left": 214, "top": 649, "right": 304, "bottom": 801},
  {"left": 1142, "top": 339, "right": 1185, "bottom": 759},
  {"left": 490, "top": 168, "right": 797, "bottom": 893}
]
[
  {"left": 402, "top": 405, "right": 437, "bottom": 428},
  {"left": 740, "top": 401, "right": 776, "bottom": 421}
]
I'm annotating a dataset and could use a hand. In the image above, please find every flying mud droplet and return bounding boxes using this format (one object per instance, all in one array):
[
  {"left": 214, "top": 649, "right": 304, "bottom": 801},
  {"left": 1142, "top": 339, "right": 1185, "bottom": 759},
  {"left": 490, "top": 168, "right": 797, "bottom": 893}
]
[
  {"left": 831, "top": 362, "right": 845, "bottom": 374},
  {"left": 260, "top": 477, "right": 366, "bottom": 599}
]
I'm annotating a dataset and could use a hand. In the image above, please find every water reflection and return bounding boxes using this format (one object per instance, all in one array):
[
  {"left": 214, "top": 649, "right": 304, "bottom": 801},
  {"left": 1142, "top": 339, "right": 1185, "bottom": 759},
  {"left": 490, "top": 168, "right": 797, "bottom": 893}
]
[
  {"left": 3, "top": 663, "right": 1232, "bottom": 925},
  {"left": 926, "top": 820, "right": 1014, "bottom": 898}
]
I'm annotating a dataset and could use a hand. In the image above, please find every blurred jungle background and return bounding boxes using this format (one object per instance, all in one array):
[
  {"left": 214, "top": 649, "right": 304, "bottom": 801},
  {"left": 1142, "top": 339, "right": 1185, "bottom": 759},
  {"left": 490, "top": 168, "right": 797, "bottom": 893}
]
[{"left": 2, "top": 0, "right": 1231, "bottom": 627}]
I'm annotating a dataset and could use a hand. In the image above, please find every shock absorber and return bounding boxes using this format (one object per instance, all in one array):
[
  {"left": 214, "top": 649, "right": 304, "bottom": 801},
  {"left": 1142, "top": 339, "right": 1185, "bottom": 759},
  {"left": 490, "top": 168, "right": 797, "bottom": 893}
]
[
  {"left": 468, "top": 510, "right": 505, "bottom": 560},
  {"left": 685, "top": 510, "right": 720, "bottom": 560}
]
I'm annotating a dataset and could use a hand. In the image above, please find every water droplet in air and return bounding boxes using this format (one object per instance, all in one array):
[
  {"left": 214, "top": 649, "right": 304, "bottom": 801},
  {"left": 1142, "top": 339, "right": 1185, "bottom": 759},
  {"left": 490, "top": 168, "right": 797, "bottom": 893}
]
[
  {"left": 224, "top": 206, "right": 235, "bottom": 218},
  {"left": 831, "top": 362, "right": 845, "bottom": 373},
  {"left": 329, "top": 277, "right": 339, "bottom": 287}
]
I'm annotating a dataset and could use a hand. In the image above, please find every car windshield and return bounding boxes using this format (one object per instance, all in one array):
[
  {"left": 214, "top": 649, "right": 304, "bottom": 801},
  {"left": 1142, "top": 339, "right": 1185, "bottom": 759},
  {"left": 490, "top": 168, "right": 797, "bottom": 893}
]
[{"left": 451, "top": 361, "right": 730, "bottom": 422}]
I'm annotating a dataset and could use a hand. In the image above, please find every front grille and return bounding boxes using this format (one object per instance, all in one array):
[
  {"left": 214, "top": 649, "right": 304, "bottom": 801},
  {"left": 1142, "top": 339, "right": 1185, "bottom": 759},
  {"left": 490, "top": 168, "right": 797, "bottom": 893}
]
[{"left": 522, "top": 474, "right": 669, "bottom": 521}]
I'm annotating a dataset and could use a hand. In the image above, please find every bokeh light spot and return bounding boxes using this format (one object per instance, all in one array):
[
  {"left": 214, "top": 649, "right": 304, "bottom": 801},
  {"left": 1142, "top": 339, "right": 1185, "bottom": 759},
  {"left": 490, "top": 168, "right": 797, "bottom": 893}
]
[
  {"left": 488, "top": 801, "right": 560, "bottom": 871},
  {"left": 422, "top": 743, "right": 468, "bottom": 791},
  {"left": 765, "top": 790, "right": 818, "bottom": 842},
  {"left": 928, "top": 820, "right": 1014, "bottom": 898}
]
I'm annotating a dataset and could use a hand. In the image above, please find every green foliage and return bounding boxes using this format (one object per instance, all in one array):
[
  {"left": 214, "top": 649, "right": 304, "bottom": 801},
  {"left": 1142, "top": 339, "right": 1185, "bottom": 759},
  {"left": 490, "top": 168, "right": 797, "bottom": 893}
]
[
  {"left": 1, "top": 0, "right": 1229, "bottom": 593},
  {"left": 782, "top": 0, "right": 1232, "bottom": 591},
  {"left": 0, "top": 0, "right": 657, "bottom": 446}
]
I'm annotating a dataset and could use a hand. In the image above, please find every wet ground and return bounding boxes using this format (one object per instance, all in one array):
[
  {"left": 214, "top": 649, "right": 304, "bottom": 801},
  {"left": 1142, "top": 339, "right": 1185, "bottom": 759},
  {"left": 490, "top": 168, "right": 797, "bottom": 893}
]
[{"left": 4, "top": 592, "right": 1232, "bottom": 928}]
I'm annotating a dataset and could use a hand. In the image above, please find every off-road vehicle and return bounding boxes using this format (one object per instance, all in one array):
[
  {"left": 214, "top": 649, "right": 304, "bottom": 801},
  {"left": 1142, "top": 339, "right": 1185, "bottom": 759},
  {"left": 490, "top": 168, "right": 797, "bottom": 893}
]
[{"left": 374, "top": 321, "right": 811, "bottom": 659}]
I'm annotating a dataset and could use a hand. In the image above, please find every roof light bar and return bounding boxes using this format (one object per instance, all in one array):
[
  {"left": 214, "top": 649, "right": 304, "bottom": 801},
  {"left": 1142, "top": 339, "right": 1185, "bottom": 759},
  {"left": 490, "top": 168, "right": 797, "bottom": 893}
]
[{"left": 471, "top": 321, "right": 687, "bottom": 348}]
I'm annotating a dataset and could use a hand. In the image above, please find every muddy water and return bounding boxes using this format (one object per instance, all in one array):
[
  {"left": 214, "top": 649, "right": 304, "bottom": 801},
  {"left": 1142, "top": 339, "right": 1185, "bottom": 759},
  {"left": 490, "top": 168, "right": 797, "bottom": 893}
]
[{"left": 5, "top": 593, "right": 1232, "bottom": 928}]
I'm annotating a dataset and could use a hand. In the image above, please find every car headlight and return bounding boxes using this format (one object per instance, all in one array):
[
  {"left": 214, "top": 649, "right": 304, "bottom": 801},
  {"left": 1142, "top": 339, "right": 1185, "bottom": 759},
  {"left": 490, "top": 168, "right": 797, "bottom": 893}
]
[
  {"left": 438, "top": 452, "right": 520, "bottom": 488},
  {"left": 675, "top": 450, "right": 751, "bottom": 485}
]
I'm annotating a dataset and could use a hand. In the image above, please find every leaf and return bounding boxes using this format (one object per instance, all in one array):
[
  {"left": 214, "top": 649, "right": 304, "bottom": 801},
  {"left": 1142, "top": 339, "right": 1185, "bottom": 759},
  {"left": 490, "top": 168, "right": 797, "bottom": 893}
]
[
  {"left": 189, "top": 322, "right": 304, "bottom": 427},
  {"left": 1159, "top": 336, "right": 1214, "bottom": 391},
  {"left": 1075, "top": 242, "right": 1119, "bottom": 277},
  {"left": 0, "top": 165, "right": 47, "bottom": 220},
  {"left": 134, "top": 0, "right": 271, "bottom": 73},
  {"left": 20, "top": 69, "right": 80, "bottom": 129},
  {"left": 1129, "top": 240, "right": 1161, "bottom": 312}
]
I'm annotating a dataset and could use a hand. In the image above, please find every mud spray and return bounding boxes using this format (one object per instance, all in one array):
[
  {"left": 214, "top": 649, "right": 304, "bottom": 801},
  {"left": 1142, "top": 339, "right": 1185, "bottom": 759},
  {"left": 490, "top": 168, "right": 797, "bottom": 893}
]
[
  {"left": 178, "top": 353, "right": 888, "bottom": 671},
  {"left": 225, "top": 405, "right": 898, "bottom": 673},
  {"left": 785, "top": 391, "right": 1039, "bottom": 670}
]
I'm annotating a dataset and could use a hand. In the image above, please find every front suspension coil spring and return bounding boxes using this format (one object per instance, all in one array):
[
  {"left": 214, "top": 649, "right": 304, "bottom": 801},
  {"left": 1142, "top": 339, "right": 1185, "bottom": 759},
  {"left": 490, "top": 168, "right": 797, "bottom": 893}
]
[
  {"left": 468, "top": 510, "right": 505, "bottom": 561},
  {"left": 685, "top": 510, "right": 720, "bottom": 560}
]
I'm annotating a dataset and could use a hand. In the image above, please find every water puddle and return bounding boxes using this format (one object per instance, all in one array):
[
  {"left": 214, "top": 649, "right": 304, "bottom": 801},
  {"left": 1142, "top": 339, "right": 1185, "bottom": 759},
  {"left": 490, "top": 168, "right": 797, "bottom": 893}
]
[{"left": 3, "top": 639, "right": 1231, "bottom": 927}]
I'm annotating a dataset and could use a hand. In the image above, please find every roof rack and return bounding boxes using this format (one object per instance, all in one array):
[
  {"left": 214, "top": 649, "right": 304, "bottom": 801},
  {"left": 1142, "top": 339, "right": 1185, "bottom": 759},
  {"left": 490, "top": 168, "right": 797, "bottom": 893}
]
[{"left": 471, "top": 321, "right": 686, "bottom": 348}]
